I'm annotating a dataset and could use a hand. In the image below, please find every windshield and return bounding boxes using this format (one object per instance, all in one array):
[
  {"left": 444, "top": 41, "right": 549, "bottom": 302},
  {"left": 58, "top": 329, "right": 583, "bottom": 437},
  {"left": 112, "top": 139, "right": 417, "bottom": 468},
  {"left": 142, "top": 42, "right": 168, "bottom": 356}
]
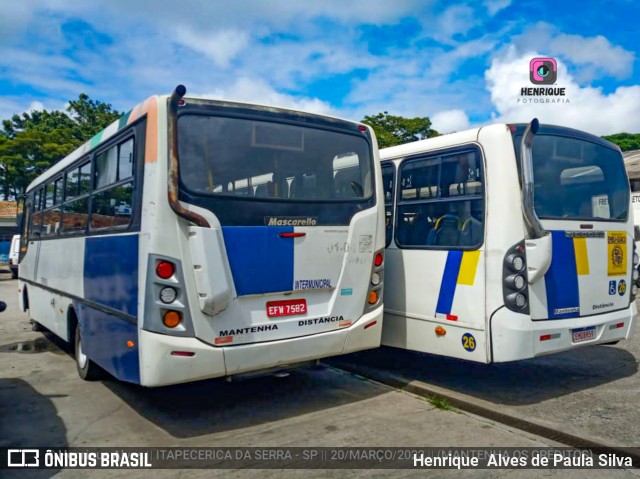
[
  {"left": 514, "top": 133, "right": 629, "bottom": 221},
  {"left": 178, "top": 115, "right": 373, "bottom": 202}
]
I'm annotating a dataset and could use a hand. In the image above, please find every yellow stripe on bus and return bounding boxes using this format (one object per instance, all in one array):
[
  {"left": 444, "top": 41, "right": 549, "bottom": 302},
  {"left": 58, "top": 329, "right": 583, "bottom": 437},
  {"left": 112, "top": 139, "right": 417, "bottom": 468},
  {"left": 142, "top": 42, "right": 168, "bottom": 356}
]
[
  {"left": 457, "top": 250, "right": 481, "bottom": 286},
  {"left": 573, "top": 237, "right": 590, "bottom": 276}
]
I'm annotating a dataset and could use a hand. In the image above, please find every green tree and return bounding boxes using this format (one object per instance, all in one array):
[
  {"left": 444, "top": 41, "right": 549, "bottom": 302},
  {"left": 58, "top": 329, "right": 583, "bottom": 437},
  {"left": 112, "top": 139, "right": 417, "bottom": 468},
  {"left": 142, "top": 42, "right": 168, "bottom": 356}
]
[
  {"left": 362, "top": 111, "right": 439, "bottom": 148},
  {"left": 603, "top": 133, "right": 640, "bottom": 152},
  {"left": 0, "top": 95, "right": 121, "bottom": 200}
]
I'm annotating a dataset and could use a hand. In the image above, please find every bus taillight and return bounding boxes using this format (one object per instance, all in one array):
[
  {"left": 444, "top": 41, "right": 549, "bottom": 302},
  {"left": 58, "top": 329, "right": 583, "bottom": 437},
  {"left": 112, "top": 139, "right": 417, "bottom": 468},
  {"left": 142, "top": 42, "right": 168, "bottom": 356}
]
[
  {"left": 156, "top": 261, "right": 175, "bottom": 279},
  {"left": 163, "top": 310, "right": 182, "bottom": 328},
  {"left": 374, "top": 252, "right": 383, "bottom": 267}
]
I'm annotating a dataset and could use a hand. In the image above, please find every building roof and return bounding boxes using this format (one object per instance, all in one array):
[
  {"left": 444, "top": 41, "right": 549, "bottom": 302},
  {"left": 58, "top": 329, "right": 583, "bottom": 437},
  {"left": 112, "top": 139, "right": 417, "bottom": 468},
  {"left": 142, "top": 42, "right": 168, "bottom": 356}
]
[{"left": 0, "top": 201, "right": 17, "bottom": 219}]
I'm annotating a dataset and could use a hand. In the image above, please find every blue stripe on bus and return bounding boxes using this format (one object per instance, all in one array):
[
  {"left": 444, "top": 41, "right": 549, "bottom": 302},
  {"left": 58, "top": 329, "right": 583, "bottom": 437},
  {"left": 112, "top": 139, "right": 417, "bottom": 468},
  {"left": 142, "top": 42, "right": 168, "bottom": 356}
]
[
  {"left": 84, "top": 234, "right": 139, "bottom": 316},
  {"left": 222, "top": 226, "right": 294, "bottom": 296},
  {"left": 76, "top": 301, "right": 140, "bottom": 384},
  {"left": 544, "top": 230, "right": 580, "bottom": 319},
  {"left": 435, "top": 250, "right": 463, "bottom": 315}
]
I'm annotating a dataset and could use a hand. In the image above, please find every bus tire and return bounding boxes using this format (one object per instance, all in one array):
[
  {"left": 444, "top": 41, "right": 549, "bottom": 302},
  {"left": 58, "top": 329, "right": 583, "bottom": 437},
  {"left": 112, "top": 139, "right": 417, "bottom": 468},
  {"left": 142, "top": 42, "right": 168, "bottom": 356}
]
[{"left": 75, "top": 324, "right": 102, "bottom": 381}]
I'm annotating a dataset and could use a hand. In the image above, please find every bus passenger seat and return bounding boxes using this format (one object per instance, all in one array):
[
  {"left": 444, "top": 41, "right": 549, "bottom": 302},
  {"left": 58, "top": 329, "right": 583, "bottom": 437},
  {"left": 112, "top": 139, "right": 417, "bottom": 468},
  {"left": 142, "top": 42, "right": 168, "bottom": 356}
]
[
  {"left": 427, "top": 214, "right": 460, "bottom": 246},
  {"left": 460, "top": 216, "right": 482, "bottom": 246}
]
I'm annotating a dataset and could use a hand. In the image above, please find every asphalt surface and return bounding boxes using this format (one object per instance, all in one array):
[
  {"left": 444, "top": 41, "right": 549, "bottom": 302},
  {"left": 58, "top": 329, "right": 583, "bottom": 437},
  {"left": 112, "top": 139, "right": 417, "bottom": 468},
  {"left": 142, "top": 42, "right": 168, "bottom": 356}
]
[
  {"left": 1, "top": 273, "right": 639, "bottom": 478},
  {"left": 330, "top": 314, "right": 640, "bottom": 447}
]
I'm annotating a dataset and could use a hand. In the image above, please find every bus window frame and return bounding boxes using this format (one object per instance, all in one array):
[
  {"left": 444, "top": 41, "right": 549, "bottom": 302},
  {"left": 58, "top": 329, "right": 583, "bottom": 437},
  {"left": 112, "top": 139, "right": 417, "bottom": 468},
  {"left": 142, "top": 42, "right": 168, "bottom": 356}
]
[
  {"left": 381, "top": 161, "right": 396, "bottom": 248},
  {"left": 394, "top": 144, "right": 486, "bottom": 251},
  {"left": 24, "top": 118, "right": 146, "bottom": 242}
]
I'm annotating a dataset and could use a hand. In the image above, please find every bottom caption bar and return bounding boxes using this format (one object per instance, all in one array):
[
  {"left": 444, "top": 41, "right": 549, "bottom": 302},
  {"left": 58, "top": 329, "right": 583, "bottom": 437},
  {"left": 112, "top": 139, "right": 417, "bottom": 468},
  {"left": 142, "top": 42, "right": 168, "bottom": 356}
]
[{"left": 2, "top": 447, "right": 639, "bottom": 470}]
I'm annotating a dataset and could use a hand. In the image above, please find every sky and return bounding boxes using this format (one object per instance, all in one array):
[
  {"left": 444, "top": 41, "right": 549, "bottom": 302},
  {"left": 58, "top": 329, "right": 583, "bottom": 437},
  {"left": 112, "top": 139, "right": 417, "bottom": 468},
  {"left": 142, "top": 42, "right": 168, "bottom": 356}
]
[{"left": 1, "top": 0, "right": 639, "bottom": 136}]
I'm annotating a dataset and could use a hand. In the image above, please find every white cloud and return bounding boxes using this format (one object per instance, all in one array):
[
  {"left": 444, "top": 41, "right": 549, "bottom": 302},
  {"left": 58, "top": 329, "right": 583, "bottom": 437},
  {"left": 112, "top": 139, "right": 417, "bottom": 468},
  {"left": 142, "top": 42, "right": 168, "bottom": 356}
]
[
  {"left": 430, "top": 5, "right": 475, "bottom": 44},
  {"left": 550, "top": 34, "right": 634, "bottom": 79},
  {"left": 483, "top": 0, "right": 511, "bottom": 16},
  {"left": 431, "top": 109, "right": 470, "bottom": 133},
  {"left": 174, "top": 28, "right": 249, "bottom": 68},
  {"left": 485, "top": 47, "right": 640, "bottom": 135},
  {"left": 28, "top": 101, "right": 45, "bottom": 111},
  {"left": 200, "top": 77, "right": 335, "bottom": 116},
  {"left": 510, "top": 24, "right": 635, "bottom": 82}
]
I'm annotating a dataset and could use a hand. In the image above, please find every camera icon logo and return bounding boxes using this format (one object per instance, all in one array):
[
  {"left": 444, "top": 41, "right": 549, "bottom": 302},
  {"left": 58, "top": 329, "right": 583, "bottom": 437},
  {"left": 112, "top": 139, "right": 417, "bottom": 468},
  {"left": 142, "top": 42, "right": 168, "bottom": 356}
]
[{"left": 529, "top": 58, "right": 557, "bottom": 85}]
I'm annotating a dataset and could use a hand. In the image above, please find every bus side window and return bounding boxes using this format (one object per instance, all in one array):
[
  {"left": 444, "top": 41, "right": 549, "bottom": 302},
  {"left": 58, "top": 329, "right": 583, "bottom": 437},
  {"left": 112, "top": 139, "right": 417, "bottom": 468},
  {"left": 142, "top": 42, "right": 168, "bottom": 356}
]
[{"left": 396, "top": 148, "right": 485, "bottom": 249}]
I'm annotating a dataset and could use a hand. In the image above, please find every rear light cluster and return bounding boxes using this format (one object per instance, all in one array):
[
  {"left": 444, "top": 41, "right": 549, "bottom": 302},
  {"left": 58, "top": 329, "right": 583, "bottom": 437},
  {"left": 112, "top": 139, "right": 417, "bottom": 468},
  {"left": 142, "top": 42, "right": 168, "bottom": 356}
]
[
  {"left": 156, "top": 260, "right": 182, "bottom": 328},
  {"left": 143, "top": 255, "right": 194, "bottom": 337},
  {"left": 365, "top": 250, "right": 384, "bottom": 311},
  {"left": 632, "top": 245, "right": 639, "bottom": 300},
  {"left": 503, "top": 240, "right": 529, "bottom": 314}
]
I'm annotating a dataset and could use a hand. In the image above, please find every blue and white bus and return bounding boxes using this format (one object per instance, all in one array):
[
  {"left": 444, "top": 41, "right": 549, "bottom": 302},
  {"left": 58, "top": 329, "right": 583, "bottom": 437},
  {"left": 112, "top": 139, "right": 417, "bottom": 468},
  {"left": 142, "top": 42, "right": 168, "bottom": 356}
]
[
  {"left": 19, "top": 86, "right": 385, "bottom": 386},
  {"left": 380, "top": 120, "right": 637, "bottom": 362}
]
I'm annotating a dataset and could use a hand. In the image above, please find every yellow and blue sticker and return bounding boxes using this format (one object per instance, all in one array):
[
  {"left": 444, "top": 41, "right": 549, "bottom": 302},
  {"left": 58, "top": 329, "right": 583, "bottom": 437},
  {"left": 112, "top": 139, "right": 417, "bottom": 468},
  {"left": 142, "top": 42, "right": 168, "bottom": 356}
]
[{"left": 435, "top": 250, "right": 481, "bottom": 320}]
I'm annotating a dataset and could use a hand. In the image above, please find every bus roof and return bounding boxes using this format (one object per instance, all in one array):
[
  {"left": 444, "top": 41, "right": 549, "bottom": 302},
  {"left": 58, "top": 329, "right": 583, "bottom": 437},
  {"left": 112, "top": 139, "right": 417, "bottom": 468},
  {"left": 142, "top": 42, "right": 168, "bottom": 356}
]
[{"left": 379, "top": 127, "right": 483, "bottom": 161}]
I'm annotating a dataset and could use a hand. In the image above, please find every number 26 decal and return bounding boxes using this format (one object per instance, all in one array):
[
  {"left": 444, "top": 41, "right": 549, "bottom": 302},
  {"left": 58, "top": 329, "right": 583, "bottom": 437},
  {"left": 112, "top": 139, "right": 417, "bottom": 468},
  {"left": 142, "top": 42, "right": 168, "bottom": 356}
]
[{"left": 461, "top": 333, "right": 476, "bottom": 352}]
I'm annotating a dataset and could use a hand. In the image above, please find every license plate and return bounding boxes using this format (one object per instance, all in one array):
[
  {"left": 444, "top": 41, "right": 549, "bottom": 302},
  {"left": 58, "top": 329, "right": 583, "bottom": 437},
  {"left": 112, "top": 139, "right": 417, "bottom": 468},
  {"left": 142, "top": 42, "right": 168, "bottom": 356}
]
[
  {"left": 266, "top": 299, "right": 307, "bottom": 318},
  {"left": 572, "top": 326, "right": 596, "bottom": 343}
]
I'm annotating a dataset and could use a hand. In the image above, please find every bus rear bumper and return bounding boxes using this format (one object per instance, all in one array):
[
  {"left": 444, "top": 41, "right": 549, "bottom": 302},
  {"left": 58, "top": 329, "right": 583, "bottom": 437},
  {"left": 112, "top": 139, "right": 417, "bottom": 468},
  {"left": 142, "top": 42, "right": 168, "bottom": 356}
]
[
  {"left": 139, "top": 306, "right": 383, "bottom": 387},
  {"left": 491, "top": 302, "right": 637, "bottom": 363}
]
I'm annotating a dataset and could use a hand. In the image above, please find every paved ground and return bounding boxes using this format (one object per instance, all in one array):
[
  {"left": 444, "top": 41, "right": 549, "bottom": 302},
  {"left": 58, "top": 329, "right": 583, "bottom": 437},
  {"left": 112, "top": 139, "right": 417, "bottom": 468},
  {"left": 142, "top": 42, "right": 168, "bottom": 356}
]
[
  {"left": 331, "top": 311, "right": 640, "bottom": 447},
  {"left": 1, "top": 275, "right": 639, "bottom": 478}
]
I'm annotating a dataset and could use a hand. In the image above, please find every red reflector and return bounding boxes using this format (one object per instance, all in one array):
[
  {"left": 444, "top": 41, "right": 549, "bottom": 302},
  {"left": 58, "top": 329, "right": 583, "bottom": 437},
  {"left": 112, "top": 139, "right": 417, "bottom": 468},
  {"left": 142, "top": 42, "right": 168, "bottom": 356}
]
[
  {"left": 616, "top": 322, "right": 624, "bottom": 329},
  {"left": 215, "top": 336, "right": 233, "bottom": 345},
  {"left": 339, "top": 320, "right": 352, "bottom": 328},
  {"left": 446, "top": 314, "right": 458, "bottom": 321},
  {"left": 364, "top": 320, "right": 377, "bottom": 330},
  {"left": 171, "top": 351, "right": 195, "bottom": 357},
  {"left": 278, "top": 232, "right": 306, "bottom": 238},
  {"left": 540, "top": 334, "right": 552, "bottom": 341},
  {"left": 580, "top": 224, "right": 594, "bottom": 229},
  {"left": 358, "top": 125, "right": 367, "bottom": 131},
  {"left": 156, "top": 261, "right": 175, "bottom": 279},
  {"left": 516, "top": 245, "right": 525, "bottom": 253},
  {"left": 508, "top": 124, "right": 516, "bottom": 132},
  {"left": 374, "top": 252, "right": 383, "bottom": 266},
  {"left": 178, "top": 99, "right": 185, "bottom": 106}
]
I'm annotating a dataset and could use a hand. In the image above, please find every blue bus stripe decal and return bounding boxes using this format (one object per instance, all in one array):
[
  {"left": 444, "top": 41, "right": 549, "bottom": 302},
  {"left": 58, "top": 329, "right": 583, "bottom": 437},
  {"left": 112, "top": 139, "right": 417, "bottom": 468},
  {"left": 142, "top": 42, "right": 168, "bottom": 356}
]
[
  {"left": 544, "top": 230, "right": 580, "bottom": 319},
  {"left": 435, "top": 250, "right": 463, "bottom": 315},
  {"left": 222, "top": 226, "right": 294, "bottom": 295}
]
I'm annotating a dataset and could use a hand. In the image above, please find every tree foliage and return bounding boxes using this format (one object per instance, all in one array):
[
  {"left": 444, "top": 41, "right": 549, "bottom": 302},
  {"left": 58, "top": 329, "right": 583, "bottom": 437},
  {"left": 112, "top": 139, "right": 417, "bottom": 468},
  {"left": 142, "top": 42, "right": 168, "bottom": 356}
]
[
  {"left": 602, "top": 133, "right": 640, "bottom": 152},
  {"left": 362, "top": 111, "right": 439, "bottom": 148},
  {"left": 0, "top": 94, "right": 121, "bottom": 200}
]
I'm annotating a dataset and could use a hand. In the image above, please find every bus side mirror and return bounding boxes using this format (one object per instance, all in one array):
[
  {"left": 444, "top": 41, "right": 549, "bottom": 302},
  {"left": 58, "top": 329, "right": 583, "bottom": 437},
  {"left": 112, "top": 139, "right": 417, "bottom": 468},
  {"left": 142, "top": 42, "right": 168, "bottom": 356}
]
[{"left": 0, "top": 302, "right": 7, "bottom": 313}]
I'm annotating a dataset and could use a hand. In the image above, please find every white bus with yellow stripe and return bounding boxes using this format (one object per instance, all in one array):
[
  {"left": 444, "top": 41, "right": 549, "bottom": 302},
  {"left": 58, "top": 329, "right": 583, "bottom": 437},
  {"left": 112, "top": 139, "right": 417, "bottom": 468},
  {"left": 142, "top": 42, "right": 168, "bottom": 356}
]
[{"left": 380, "top": 119, "right": 637, "bottom": 362}]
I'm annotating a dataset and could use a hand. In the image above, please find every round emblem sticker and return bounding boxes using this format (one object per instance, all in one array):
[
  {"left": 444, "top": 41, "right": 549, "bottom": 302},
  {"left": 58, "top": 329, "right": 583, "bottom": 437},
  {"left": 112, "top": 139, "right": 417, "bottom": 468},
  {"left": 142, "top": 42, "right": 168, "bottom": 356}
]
[
  {"left": 618, "top": 279, "right": 627, "bottom": 296},
  {"left": 461, "top": 333, "right": 476, "bottom": 352}
]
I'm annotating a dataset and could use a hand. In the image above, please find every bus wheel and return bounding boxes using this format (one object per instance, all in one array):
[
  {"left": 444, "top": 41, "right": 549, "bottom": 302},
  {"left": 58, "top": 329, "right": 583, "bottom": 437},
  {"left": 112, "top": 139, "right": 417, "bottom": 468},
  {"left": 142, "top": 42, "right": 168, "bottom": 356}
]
[{"left": 75, "top": 324, "right": 102, "bottom": 381}]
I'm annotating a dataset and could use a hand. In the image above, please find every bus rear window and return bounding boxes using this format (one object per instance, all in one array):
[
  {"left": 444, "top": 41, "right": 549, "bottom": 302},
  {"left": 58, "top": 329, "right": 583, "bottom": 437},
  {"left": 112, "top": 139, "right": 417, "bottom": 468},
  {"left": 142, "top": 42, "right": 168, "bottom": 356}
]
[
  {"left": 178, "top": 115, "right": 373, "bottom": 202},
  {"left": 517, "top": 134, "right": 628, "bottom": 221}
]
